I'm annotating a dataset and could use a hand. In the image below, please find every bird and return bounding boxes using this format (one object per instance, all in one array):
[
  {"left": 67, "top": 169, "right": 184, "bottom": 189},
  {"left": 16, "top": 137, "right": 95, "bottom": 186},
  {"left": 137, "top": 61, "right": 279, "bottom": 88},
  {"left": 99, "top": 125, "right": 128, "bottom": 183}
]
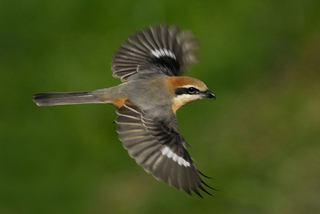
[{"left": 33, "top": 24, "right": 216, "bottom": 197}]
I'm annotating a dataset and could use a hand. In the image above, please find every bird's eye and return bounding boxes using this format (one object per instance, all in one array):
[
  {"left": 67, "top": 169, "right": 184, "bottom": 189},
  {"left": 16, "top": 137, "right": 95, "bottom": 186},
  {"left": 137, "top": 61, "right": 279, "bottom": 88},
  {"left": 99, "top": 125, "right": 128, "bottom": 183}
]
[{"left": 187, "top": 87, "right": 198, "bottom": 94}]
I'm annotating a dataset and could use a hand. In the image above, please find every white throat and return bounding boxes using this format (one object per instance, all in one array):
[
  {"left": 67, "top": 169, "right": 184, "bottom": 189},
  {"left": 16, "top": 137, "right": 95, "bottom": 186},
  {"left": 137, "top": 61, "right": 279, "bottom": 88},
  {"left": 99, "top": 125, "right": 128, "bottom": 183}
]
[{"left": 173, "top": 94, "right": 202, "bottom": 110}]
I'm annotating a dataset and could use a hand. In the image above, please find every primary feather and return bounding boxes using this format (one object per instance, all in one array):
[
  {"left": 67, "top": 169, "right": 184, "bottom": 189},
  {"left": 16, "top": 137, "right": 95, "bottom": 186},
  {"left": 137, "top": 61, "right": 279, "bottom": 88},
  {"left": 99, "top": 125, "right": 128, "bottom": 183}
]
[{"left": 111, "top": 24, "right": 199, "bottom": 81}]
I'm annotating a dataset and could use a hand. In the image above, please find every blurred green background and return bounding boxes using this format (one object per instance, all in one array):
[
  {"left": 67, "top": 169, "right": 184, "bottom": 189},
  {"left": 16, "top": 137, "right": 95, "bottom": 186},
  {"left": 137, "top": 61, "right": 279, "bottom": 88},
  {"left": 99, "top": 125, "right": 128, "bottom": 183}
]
[{"left": 1, "top": 0, "right": 320, "bottom": 213}]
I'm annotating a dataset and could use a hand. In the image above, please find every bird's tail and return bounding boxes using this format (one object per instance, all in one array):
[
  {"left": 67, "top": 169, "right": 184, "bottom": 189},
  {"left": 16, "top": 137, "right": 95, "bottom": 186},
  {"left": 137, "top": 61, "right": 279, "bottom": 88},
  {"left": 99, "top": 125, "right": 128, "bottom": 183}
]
[{"left": 33, "top": 91, "right": 103, "bottom": 106}]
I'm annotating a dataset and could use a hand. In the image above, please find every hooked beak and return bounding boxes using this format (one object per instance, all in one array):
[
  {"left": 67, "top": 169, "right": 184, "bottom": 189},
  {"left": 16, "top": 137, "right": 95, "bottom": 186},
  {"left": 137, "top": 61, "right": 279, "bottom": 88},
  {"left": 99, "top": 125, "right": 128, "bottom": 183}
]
[{"left": 202, "top": 90, "right": 216, "bottom": 100}]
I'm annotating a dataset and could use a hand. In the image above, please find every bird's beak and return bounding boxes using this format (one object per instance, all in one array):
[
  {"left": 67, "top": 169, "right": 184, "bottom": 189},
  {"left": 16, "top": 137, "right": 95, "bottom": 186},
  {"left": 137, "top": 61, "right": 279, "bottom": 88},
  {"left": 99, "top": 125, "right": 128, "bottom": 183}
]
[{"left": 202, "top": 90, "right": 216, "bottom": 99}]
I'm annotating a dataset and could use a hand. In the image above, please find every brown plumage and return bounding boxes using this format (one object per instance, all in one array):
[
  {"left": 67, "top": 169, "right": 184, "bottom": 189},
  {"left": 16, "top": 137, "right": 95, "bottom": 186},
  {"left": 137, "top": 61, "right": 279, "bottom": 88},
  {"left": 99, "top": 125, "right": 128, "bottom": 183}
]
[{"left": 33, "top": 24, "right": 216, "bottom": 197}]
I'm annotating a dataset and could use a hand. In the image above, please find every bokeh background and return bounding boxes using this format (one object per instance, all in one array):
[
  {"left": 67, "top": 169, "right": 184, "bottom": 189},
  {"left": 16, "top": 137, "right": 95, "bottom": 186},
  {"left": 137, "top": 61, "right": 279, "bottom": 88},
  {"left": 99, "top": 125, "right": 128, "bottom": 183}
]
[{"left": 1, "top": 0, "right": 320, "bottom": 213}]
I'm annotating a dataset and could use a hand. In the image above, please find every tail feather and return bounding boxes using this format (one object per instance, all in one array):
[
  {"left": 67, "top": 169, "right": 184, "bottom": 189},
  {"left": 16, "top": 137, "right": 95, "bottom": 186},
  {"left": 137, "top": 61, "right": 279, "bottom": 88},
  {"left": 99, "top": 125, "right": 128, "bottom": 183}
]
[{"left": 33, "top": 91, "right": 103, "bottom": 106}]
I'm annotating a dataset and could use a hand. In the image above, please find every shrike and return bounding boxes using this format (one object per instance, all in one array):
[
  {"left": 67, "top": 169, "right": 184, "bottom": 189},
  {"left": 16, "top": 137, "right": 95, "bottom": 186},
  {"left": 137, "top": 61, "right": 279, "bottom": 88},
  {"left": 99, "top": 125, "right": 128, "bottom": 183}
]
[{"left": 34, "top": 24, "right": 215, "bottom": 197}]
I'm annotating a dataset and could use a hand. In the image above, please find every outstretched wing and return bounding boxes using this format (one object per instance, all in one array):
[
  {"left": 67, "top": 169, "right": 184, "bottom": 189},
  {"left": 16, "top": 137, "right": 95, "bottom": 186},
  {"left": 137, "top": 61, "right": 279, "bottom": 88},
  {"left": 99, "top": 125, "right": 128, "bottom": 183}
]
[
  {"left": 111, "top": 24, "right": 199, "bottom": 82},
  {"left": 115, "top": 100, "right": 213, "bottom": 197}
]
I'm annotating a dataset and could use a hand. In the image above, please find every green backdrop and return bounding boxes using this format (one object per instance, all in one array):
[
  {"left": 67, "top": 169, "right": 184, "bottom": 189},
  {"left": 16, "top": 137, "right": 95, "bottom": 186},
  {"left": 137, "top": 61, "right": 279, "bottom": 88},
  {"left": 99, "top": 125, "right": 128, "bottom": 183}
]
[{"left": 1, "top": 0, "right": 320, "bottom": 213}]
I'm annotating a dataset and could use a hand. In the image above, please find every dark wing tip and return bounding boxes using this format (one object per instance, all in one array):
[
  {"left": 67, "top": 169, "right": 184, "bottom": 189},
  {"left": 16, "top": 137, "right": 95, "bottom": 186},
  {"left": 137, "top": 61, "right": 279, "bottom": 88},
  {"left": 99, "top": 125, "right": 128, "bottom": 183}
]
[
  {"left": 111, "top": 24, "right": 200, "bottom": 82},
  {"left": 192, "top": 170, "right": 216, "bottom": 197},
  {"left": 198, "top": 170, "right": 213, "bottom": 179}
]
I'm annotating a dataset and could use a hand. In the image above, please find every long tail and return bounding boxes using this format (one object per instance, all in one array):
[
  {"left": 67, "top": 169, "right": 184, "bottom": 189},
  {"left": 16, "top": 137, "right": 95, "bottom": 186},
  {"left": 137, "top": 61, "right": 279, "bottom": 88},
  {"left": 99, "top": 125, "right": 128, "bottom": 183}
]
[{"left": 33, "top": 91, "right": 103, "bottom": 106}]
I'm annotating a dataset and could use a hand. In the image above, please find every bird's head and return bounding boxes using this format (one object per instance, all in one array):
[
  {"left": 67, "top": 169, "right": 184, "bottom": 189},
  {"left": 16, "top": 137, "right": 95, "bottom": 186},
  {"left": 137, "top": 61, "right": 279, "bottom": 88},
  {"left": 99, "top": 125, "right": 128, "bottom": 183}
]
[{"left": 166, "top": 76, "right": 215, "bottom": 113}]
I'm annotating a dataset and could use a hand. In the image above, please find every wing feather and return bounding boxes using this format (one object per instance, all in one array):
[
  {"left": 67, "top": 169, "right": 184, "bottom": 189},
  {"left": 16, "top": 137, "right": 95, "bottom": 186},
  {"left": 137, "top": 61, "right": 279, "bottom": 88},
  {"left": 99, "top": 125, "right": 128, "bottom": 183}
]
[
  {"left": 115, "top": 100, "right": 213, "bottom": 196},
  {"left": 111, "top": 24, "right": 199, "bottom": 82}
]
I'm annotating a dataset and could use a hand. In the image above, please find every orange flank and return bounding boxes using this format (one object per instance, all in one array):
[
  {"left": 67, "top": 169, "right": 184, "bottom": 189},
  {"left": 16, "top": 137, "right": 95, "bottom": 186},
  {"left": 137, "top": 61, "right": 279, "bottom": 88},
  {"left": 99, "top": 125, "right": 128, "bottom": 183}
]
[{"left": 111, "top": 98, "right": 129, "bottom": 108}]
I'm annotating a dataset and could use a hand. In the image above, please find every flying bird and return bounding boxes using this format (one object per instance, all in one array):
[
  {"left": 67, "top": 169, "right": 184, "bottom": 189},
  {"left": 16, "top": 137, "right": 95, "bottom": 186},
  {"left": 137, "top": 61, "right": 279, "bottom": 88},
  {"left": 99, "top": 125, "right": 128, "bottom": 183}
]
[{"left": 33, "top": 24, "right": 216, "bottom": 197}]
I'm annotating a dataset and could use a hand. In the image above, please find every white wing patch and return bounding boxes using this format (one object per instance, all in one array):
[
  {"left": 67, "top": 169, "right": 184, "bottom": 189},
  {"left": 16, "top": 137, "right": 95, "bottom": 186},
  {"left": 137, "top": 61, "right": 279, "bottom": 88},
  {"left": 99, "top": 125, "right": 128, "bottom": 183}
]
[
  {"left": 151, "top": 48, "right": 176, "bottom": 60},
  {"left": 161, "top": 146, "right": 191, "bottom": 167}
]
